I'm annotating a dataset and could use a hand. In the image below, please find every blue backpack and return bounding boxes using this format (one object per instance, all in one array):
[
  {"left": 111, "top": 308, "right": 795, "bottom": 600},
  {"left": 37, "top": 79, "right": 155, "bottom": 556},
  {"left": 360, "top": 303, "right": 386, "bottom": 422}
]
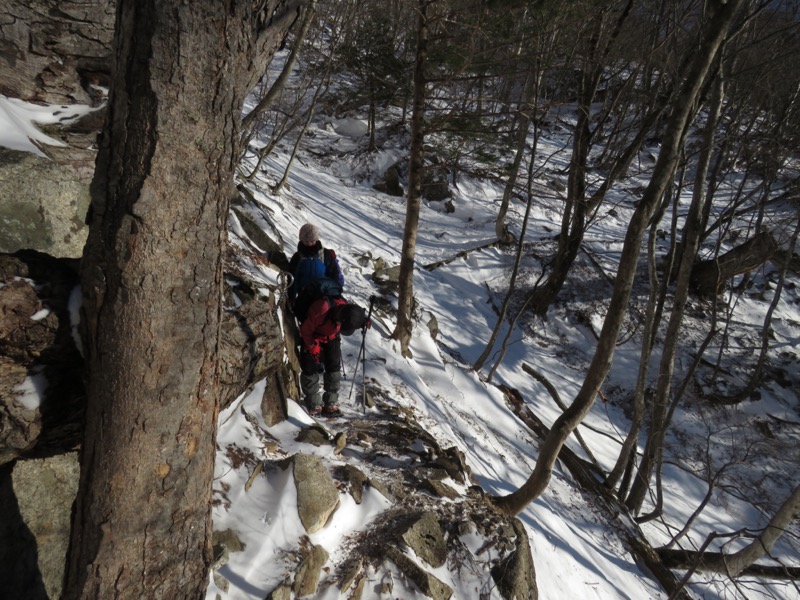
[
  {"left": 290, "top": 248, "right": 339, "bottom": 300},
  {"left": 293, "top": 277, "right": 343, "bottom": 323}
]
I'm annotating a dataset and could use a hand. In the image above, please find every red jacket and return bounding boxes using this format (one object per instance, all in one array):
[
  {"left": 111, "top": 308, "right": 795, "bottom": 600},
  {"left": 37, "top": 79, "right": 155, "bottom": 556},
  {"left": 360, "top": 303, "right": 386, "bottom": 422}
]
[{"left": 299, "top": 296, "right": 346, "bottom": 353}]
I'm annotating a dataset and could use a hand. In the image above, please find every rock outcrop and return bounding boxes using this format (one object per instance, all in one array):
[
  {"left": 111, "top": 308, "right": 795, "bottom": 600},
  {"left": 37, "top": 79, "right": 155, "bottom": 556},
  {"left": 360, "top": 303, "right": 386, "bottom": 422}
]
[
  {"left": 1, "top": 0, "right": 114, "bottom": 258},
  {"left": 0, "top": 453, "right": 80, "bottom": 600},
  {"left": 292, "top": 453, "right": 340, "bottom": 534},
  {"left": 0, "top": 148, "right": 93, "bottom": 258},
  {"left": 245, "top": 404, "right": 538, "bottom": 600},
  {"left": 1, "top": 0, "right": 114, "bottom": 105},
  {"left": 0, "top": 250, "right": 83, "bottom": 465}
]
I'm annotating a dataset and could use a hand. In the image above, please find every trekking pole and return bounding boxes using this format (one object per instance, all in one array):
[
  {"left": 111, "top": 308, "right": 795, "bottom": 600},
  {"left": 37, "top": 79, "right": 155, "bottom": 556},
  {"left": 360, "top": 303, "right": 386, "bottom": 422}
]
[
  {"left": 360, "top": 312, "right": 369, "bottom": 411},
  {"left": 348, "top": 296, "right": 376, "bottom": 407},
  {"left": 348, "top": 338, "right": 365, "bottom": 402}
]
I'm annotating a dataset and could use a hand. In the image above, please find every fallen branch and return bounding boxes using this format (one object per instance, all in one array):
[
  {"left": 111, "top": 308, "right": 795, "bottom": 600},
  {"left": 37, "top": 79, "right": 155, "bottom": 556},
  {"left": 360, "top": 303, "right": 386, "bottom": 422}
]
[
  {"left": 580, "top": 246, "right": 616, "bottom": 288},
  {"left": 423, "top": 240, "right": 499, "bottom": 271},
  {"left": 522, "top": 363, "right": 620, "bottom": 445}
]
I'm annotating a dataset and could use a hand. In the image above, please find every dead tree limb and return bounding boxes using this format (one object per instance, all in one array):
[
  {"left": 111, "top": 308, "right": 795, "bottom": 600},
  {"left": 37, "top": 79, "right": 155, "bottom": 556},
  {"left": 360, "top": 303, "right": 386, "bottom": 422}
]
[
  {"left": 423, "top": 240, "right": 499, "bottom": 271},
  {"left": 658, "top": 548, "right": 800, "bottom": 580}
]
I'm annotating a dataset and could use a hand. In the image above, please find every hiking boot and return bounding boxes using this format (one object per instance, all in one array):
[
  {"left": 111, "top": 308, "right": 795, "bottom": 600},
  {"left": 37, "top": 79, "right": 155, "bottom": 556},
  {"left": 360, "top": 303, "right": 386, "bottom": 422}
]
[
  {"left": 308, "top": 405, "right": 323, "bottom": 416},
  {"left": 322, "top": 404, "right": 341, "bottom": 418}
]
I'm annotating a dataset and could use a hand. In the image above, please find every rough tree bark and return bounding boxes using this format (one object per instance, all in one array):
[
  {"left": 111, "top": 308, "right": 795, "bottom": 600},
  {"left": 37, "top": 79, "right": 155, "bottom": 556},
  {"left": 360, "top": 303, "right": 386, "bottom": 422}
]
[
  {"left": 62, "top": 1, "right": 301, "bottom": 598},
  {"left": 492, "top": 0, "right": 745, "bottom": 517}
]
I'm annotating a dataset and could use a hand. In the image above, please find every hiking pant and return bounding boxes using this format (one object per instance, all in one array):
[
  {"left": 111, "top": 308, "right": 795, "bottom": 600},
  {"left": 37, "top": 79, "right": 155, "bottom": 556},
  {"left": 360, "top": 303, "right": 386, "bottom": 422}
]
[{"left": 300, "top": 336, "right": 342, "bottom": 409}]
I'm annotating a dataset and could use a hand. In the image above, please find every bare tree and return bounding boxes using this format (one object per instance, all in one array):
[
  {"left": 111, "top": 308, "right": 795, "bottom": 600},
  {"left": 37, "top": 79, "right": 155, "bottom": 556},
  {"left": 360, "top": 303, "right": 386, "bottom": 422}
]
[
  {"left": 336, "top": 2, "right": 413, "bottom": 149},
  {"left": 475, "top": 123, "right": 542, "bottom": 374},
  {"left": 625, "top": 68, "right": 728, "bottom": 516},
  {"left": 241, "top": 0, "right": 318, "bottom": 139},
  {"left": 526, "top": 0, "right": 641, "bottom": 316},
  {"left": 392, "top": 0, "right": 431, "bottom": 356},
  {"left": 241, "top": 0, "right": 356, "bottom": 182},
  {"left": 491, "top": 8, "right": 561, "bottom": 244},
  {"left": 63, "top": 1, "right": 301, "bottom": 597},
  {"left": 705, "top": 485, "right": 800, "bottom": 578},
  {"left": 492, "top": 0, "right": 746, "bottom": 516}
]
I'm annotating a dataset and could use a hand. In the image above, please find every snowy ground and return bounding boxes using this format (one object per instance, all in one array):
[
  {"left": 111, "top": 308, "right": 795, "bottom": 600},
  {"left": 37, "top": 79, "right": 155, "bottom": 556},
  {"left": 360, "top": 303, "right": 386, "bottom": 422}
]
[
  {"left": 3, "top": 90, "right": 798, "bottom": 600},
  {"left": 212, "top": 103, "right": 799, "bottom": 600}
]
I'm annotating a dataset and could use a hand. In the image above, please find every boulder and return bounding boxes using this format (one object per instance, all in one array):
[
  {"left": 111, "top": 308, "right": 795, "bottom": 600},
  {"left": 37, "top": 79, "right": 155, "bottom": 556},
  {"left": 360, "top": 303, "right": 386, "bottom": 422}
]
[
  {"left": 491, "top": 519, "right": 538, "bottom": 600},
  {"left": 292, "top": 453, "right": 340, "bottom": 533},
  {"left": 0, "top": 251, "right": 83, "bottom": 465},
  {"left": 337, "top": 463, "right": 369, "bottom": 504},
  {"left": 0, "top": 0, "right": 114, "bottom": 105},
  {"left": 374, "top": 162, "right": 404, "bottom": 197},
  {"left": 0, "top": 453, "right": 80, "bottom": 600},
  {"left": 292, "top": 544, "right": 329, "bottom": 597},
  {"left": 385, "top": 546, "right": 452, "bottom": 600},
  {"left": 2, "top": 0, "right": 114, "bottom": 260},
  {"left": 400, "top": 511, "right": 447, "bottom": 568},
  {"left": 421, "top": 164, "right": 451, "bottom": 202},
  {"left": 266, "top": 581, "right": 292, "bottom": 600},
  {"left": 0, "top": 148, "right": 91, "bottom": 258},
  {"left": 218, "top": 274, "right": 285, "bottom": 412}
]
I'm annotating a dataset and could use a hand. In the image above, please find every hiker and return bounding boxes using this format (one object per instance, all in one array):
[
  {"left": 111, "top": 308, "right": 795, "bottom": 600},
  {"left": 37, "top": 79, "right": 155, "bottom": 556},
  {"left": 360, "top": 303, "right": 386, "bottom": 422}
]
[
  {"left": 299, "top": 296, "right": 368, "bottom": 417},
  {"left": 288, "top": 223, "right": 344, "bottom": 311}
]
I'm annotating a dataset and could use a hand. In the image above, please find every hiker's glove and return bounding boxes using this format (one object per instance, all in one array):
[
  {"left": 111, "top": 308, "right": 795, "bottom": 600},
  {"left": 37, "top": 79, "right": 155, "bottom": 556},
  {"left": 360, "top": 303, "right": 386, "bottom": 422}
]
[
  {"left": 365, "top": 318, "right": 372, "bottom": 330},
  {"left": 307, "top": 344, "right": 321, "bottom": 362}
]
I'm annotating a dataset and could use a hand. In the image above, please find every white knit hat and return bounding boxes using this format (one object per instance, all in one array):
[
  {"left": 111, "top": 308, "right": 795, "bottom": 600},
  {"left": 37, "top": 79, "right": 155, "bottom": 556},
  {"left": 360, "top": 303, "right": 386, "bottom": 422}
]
[{"left": 299, "top": 223, "right": 319, "bottom": 245}]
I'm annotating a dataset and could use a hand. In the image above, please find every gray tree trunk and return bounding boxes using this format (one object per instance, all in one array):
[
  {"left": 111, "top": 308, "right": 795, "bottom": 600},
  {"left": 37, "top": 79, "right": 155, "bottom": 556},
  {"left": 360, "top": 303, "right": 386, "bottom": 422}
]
[
  {"left": 704, "top": 484, "right": 800, "bottom": 577},
  {"left": 392, "top": 0, "right": 429, "bottom": 357},
  {"left": 626, "top": 71, "right": 726, "bottom": 516},
  {"left": 690, "top": 230, "right": 780, "bottom": 297},
  {"left": 241, "top": 1, "right": 316, "bottom": 138},
  {"left": 493, "top": 71, "right": 537, "bottom": 245},
  {"left": 527, "top": 1, "right": 636, "bottom": 316}
]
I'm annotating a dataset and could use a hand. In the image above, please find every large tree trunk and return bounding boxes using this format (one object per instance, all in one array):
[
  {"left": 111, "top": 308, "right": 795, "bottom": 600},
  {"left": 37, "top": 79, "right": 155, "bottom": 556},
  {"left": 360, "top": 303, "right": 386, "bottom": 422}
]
[
  {"left": 0, "top": 249, "right": 290, "bottom": 466},
  {"left": 392, "top": 0, "right": 429, "bottom": 357},
  {"left": 63, "top": 1, "right": 299, "bottom": 598},
  {"left": 492, "top": 0, "right": 745, "bottom": 517}
]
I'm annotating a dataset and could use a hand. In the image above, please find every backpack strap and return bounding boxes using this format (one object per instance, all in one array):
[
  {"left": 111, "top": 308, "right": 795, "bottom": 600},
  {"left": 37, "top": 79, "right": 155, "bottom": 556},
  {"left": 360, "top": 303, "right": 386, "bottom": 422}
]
[{"left": 323, "top": 248, "right": 343, "bottom": 285}]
